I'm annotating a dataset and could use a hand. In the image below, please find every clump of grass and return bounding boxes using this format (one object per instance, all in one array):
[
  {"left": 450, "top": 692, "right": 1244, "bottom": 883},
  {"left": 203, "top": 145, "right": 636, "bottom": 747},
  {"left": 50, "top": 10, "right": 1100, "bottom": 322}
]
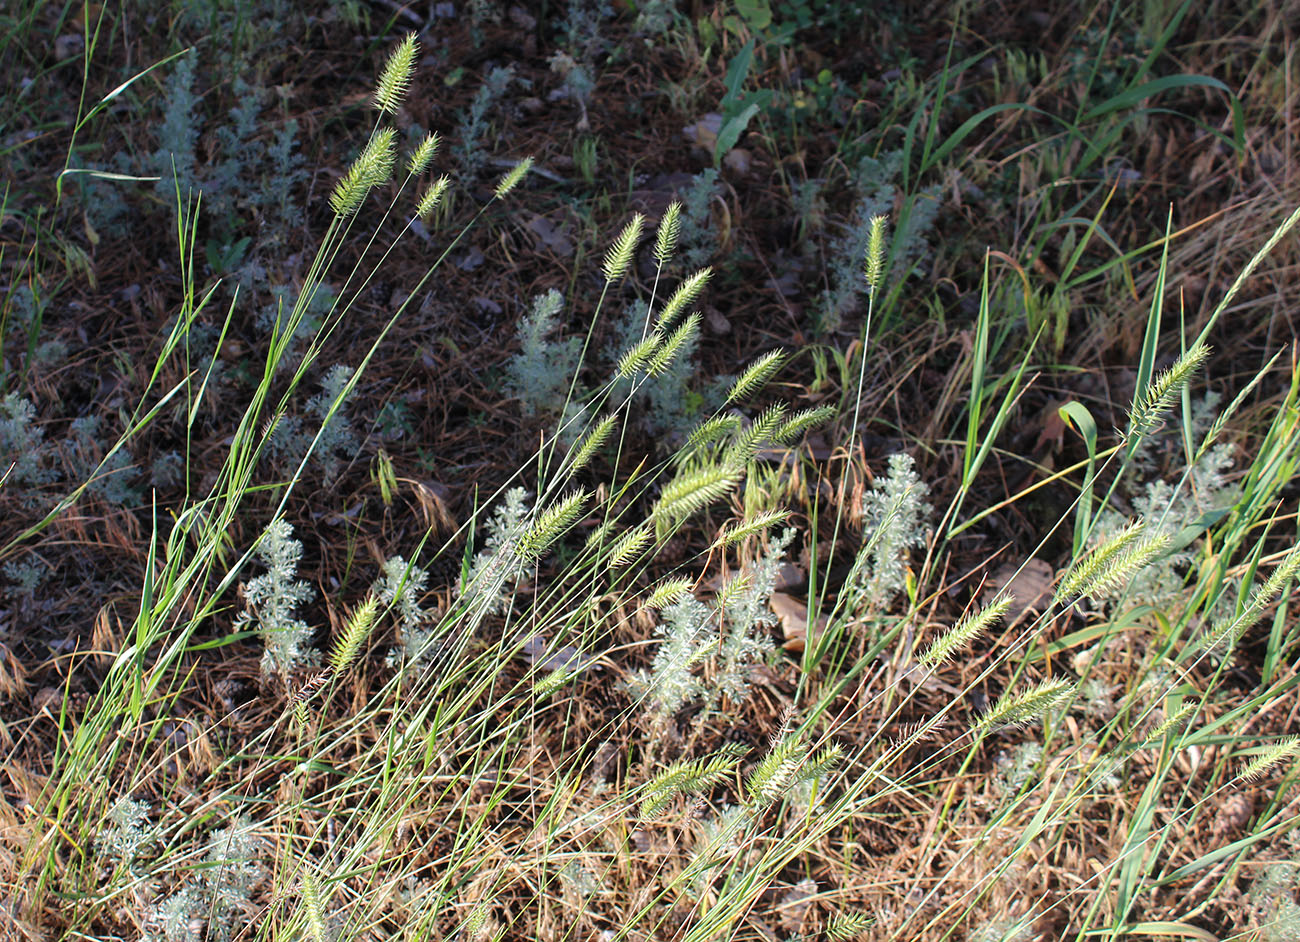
[{"left": 11, "top": 22, "right": 1300, "bottom": 942}]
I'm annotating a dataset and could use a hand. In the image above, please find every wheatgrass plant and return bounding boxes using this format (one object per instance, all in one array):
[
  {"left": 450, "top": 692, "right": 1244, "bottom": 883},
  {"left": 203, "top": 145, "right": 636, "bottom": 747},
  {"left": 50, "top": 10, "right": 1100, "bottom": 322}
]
[{"left": 14, "top": 23, "right": 1300, "bottom": 942}]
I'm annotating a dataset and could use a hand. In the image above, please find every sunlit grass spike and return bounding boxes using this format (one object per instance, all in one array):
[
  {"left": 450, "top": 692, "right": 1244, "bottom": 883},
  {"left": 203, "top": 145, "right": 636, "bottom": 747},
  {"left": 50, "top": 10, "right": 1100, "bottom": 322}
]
[
  {"left": 646, "top": 314, "right": 700, "bottom": 376},
  {"left": 407, "top": 132, "right": 441, "bottom": 176},
  {"left": 494, "top": 156, "right": 533, "bottom": 198},
  {"left": 617, "top": 333, "right": 661, "bottom": 378},
  {"left": 607, "top": 523, "right": 653, "bottom": 569},
  {"left": 603, "top": 213, "right": 645, "bottom": 283},
  {"left": 974, "top": 677, "right": 1075, "bottom": 733},
  {"left": 328, "top": 595, "right": 379, "bottom": 674},
  {"left": 300, "top": 866, "right": 327, "bottom": 942},
  {"left": 687, "top": 414, "right": 742, "bottom": 452},
  {"left": 522, "top": 489, "right": 589, "bottom": 558},
  {"left": 1137, "top": 703, "right": 1197, "bottom": 751},
  {"left": 653, "top": 462, "right": 742, "bottom": 522},
  {"left": 827, "top": 911, "right": 877, "bottom": 940},
  {"left": 569, "top": 413, "right": 617, "bottom": 472},
  {"left": 1126, "top": 341, "right": 1211, "bottom": 440},
  {"left": 646, "top": 578, "right": 694, "bottom": 609},
  {"left": 919, "top": 593, "right": 1013, "bottom": 669},
  {"left": 724, "top": 402, "right": 787, "bottom": 466},
  {"left": 1054, "top": 519, "right": 1144, "bottom": 604},
  {"left": 416, "top": 174, "right": 451, "bottom": 220},
  {"left": 1241, "top": 735, "right": 1300, "bottom": 782},
  {"left": 533, "top": 667, "right": 570, "bottom": 699},
  {"left": 726, "top": 348, "right": 785, "bottom": 405},
  {"left": 329, "top": 128, "right": 397, "bottom": 218},
  {"left": 772, "top": 404, "right": 836, "bottom": 443},
  {"left": 714, "top": 509, "right": 791, "bottom": 549},
  {"left": 863, "top": 214, "right": 888, "bottom": 292},
  {"left": 374, "top": 32, "right": 418, "bottom": 115},
  {"left": 654, "top": 200, "right": 683, "bottom": 264},
  {"left": 654, "top": 267, "right": 711, "bottom": 331}
]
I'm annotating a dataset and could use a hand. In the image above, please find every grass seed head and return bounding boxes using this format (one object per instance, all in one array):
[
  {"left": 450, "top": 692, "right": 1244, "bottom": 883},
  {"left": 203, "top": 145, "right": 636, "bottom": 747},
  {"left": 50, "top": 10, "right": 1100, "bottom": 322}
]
[
  {"left": 654, "top": 200, "right": 683, "bottom": 264},
  {"left": 416, "top": 174, "right": 451, "bottom": 219},
  {"left": 373, "top": 32, "right": 419, "bottom": 115},
  {"left": 329, "top": 128, "right": 397, "bottom": 218},
  {"left": 407, "top": 132, "right": 441, "bottom": 176},
  {"left": 603, "top": 213, "right": 645, "bottom": 283},
  {"left": 863, "top": 214, "right": 888, "bottom": 291},
  {"left": 494, "top": 156, "right": 533, "bottom": 198}
]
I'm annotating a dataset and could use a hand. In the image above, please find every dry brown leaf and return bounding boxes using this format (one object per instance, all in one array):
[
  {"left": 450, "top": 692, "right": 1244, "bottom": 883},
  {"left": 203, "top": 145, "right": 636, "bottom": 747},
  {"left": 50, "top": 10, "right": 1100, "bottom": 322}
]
[
  {"left": 769, "top": 592, "right": 828, "bottom": 653},
  {"left": 982, "top": 559, "right": 1054, "bottom": 625}
]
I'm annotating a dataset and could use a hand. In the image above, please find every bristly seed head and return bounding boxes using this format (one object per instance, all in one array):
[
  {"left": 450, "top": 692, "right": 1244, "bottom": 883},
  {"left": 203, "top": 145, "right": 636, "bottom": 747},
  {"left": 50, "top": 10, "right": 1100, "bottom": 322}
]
[
  {"left": 604, "top": 214, "right": 645, "bottom": 283},
  {"left": 407, "top": 132, "right": 441, "bottom": 176},
  {"left": 329, "top": 595, "right": 380, "bottom": 675},
  {"left": 494, "top": 157, "right": 533, "bottom": 198},
  {"left": 919, "top": 593, "right": 1013, "bottom": 670},
  {"left": 654, "top": 201, "right": 683, "bottom": 265},
  {"left": 1126, "top": 342, "right": 1212, "bottom": 441},
  {"left": 974, "top": 677, "right": 1076, "bottom": 733},
  {"left": 374, "top": 32, "right": 419, "bottom": 116},
  {"left": 416, "top": 175, "right": 451, "bottom": 220},
  {"left": 864, "top": 214, "right": 888, "bottom": 292},
  {"left": 329, "top": 128, "right": 398, "bottom": 218}
]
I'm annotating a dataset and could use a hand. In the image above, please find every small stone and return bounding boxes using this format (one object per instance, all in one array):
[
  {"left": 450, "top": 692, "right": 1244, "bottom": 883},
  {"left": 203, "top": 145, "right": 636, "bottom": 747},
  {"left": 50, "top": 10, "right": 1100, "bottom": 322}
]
[
  {"left": 55, "top": 34, "right": 84, "bottom": 61},
  {"left": 723, "top": 147, "right": 752, "bottom": 174}
]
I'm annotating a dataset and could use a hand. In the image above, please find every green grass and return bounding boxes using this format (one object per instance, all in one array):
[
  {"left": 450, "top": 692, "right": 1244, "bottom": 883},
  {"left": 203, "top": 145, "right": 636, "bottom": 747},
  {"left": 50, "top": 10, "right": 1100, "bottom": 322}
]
[{"left": 1, "top": 6, "right": 1299, "bottom": 941}]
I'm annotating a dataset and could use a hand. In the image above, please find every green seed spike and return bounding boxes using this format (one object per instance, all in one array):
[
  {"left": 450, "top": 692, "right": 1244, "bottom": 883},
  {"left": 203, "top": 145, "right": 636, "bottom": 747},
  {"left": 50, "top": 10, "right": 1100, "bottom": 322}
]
[
  {"left": 654, "top": 201, "right": 683, "bottom": 264},
  {"left": 713, "top": 510, "right": 791, "bottom": 549},
  {"left": 416, "top": 175, "right": 451, "bottom": 219},
  {"left": 646, "top": 578, "right": 694, "bottom": 609},
  {"left": 495, "top": 156, "right": 533, "bottom": 198},
  {"left": 1241, "top": 735, "right": 1300, "bottom": 782},
  {"left": 407, "top": 132, "right": 441, "bottom": 176},
  {"left": 374, "top": 32, "right": 419, "bottom": 116},
  {"left": 521, "top": 489, "right": 589, "bottom": 558},
  {"left": 603, "top": 214, "right": 645, "bottom": 283},
  {"left": 646, "top": 314, "right": 699, "bottom": 376},
  {"left": 329, "top": 128, "right": 397, "bottom": 218},
  {"left": 863, "top": 214, "right": 888, "bottom": 292},
  {"left": 1126, "top": 342, "right": 1212, "bottom": 441},
  {"left": 654, "top": 267, "right": 711, "bottom": 331},
  {"left": 568, "top": 413, "right": 617, "bottom": 472},
  {"left": 329, "top": 595, "right": 380, "bottom": 674},
  {"left": 974, "top": 677, "right": 1075, "bottom": 733},
  {"left": 607, "top": 523, "right": 654, "bottom": 569},
  {"left": 725, "top": 348, "right": 784, "bottom": 405},
  {"left": 919, "top": 593, "right": 1013, "bottom": 670}
]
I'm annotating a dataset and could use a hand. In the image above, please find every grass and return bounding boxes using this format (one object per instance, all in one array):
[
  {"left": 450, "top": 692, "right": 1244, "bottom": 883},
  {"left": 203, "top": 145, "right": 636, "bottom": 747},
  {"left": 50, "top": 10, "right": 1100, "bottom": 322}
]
[{"left": 1, "top": 3, "right": 1299, "bottom": 940}]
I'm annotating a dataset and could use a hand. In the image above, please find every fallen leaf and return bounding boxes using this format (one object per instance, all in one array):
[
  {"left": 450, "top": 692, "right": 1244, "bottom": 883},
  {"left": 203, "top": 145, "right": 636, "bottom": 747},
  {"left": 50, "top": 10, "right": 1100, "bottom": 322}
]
[
  {"left": 777, "top": 879, "right": 817, "bottom": 931},
  {"left": 1212, "top": 792, "right": 1253, "bottom": 839},
  {"left": 682, "top": 112, "right": 723, "bottom": 151},
  {"left": 982, "top": 559, "right": 1054, "bottom": 625},
  {"left": 525, "top": 213, "right": 574, "bottom": 257},
  {"left": 769, "top": 592, "right": 828, "bottom": 653}
]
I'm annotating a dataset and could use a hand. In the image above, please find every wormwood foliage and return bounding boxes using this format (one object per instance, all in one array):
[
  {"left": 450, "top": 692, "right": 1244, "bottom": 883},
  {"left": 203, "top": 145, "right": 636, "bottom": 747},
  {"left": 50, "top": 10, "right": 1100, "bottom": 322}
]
[
  {"left": 506, "top": 289, "right": 581, "bottom": 417},
  {"left": 235, "top": 518, "right": 316, "bottom": 678},
  {"left": 853, "top": 451, "right": 931, "bottom": 603}
]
